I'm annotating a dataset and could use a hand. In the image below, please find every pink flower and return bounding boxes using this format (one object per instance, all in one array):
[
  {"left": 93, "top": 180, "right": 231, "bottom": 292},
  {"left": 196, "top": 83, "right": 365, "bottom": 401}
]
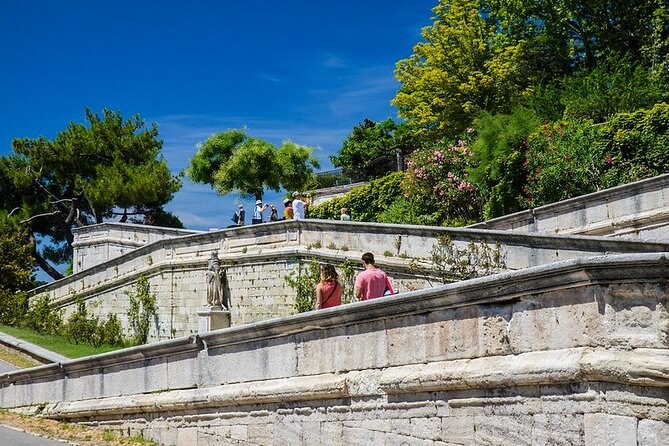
[
  {"left": 466, "top": 127, "right": 474, "bottom": 133},
  {"left": 604, "top": 155, "right": 613, "bottom": 164}
]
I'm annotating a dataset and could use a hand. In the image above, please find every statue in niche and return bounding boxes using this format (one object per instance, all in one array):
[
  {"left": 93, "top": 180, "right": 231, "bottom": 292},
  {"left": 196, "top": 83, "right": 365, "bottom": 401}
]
[{"left": 206, "top": 252, "right": 223, "bottom": 307}]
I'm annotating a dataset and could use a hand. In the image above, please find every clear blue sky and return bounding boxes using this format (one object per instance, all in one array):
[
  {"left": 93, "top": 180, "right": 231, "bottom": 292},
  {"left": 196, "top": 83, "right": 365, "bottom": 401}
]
[{"left": 0, "top": 1, "right": 435, "bottom": 231}]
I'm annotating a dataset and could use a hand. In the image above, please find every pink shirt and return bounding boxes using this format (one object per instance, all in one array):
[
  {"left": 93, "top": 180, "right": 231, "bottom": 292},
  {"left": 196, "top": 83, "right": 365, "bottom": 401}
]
[{"left": 355, "top": 268, "right": 388, "bottom": 300}]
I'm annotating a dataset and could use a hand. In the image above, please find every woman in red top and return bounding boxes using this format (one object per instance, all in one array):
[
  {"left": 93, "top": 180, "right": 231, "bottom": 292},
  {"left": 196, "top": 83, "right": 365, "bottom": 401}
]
[{"left": 315, "top": 264, "right": 342, "bottom": 309}]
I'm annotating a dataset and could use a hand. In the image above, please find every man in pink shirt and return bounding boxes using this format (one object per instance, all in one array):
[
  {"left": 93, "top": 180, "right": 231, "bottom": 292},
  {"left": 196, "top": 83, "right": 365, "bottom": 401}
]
[{"left": 354, "top": 252, "right": 394, "bottom": 300}]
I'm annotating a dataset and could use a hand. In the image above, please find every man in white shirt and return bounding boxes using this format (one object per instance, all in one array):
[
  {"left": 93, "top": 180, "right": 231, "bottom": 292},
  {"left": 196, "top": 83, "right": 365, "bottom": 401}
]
[{"left": 291, "top": 191, "right": 310, "bottom": 219}]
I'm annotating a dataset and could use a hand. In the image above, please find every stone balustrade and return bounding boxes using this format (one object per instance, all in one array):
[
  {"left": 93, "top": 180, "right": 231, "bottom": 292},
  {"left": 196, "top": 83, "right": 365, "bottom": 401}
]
[
  {"left": 31, "top": 220, "right": 669, "bottom": 340},
  {"left": 71, "top": 223, "right": 202, "bottom": 274},
  {"left": 5, "top": 253, "right": 669, "bottom": 445},
  {"left": 470, "top": 173, "right": 669, "bottom": 240}
]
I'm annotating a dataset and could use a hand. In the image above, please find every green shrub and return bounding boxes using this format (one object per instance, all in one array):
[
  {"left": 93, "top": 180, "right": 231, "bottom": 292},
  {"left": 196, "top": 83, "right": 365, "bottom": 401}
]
[
  {"left": 523, "top": 120, "right": 614, "bottom": 206},
  {"left": 468, "top": 108, "right": 542, "bottom": 219},
  {"left": 99, "top": 314, "right": 125, "bottom": 346},
  {"left": 64, "top": 300, "right": 100, "bottom": 346},
  {"left": 24, "top": 295, "right": 63, "bottom": 335},
  {"left": 602, "top": 102, "right": 669, "bottom": 175},
  {"left": 561, "top": 55, "right": 665, "bottom": 123},
  {"left": 309, "top": 172, "right": 404, "bottom": 222},
  {"left": 0, "top": 290, "right": 27, "bottom": 326}
]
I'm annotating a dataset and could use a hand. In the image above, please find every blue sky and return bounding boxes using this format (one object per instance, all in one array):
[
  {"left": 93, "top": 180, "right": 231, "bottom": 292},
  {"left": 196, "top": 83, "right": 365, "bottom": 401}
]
[{"left": 1, "top": 1, "right": 435, "bottom": 231}]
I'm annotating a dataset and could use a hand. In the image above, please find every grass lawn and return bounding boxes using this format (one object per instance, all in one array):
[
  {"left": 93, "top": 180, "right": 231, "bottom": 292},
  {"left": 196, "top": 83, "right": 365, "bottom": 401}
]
[{"left": 0, "top": 324, "right": 125, "bottom": 359}]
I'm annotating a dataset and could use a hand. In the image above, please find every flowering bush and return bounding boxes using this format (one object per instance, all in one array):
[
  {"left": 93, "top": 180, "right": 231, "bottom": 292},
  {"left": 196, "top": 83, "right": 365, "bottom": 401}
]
[
  {"left": 401, "top": 133, "right": 481, "bottom": 225},
  {"left": 523, "top": 120, "right": 630, "bottom": 206}
]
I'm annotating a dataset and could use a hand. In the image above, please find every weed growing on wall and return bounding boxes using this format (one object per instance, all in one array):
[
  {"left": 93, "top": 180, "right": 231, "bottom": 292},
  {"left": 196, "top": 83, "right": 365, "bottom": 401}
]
[
  {"left": 285, "top": 258, "right": 321, "bottom": 313},
  {"left": 431, "top": 235, "right": 506, "bottom": 282},
  {"left": 338, "top": 259, "right": 356, "bottom": 304},
  {"left": 126, "top": 275, "right": 157, "bottom": 345}
]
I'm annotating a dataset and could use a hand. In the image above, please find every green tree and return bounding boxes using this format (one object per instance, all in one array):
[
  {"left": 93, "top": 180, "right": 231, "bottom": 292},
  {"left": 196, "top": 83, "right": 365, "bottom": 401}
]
[
  {"left": 186, "top": 129, "right": 319, "bottom": 200},
  {"left": 0, "top": 218, "right": 35, "bottom": 325},
  {"left": 393, "top": 0, "right": 530, "bottom": 141},
  {"left": 468, "top": 108, "right": 542, "bottom": 219},
  {"left": 329, "top": 118, "right": 414, "bottom": 180},
  {"left": 2, "top": 109, "right": 181, "bottom": 280},
  {"left": 491, "top": 0, "right": 667, "bottom": 72}
]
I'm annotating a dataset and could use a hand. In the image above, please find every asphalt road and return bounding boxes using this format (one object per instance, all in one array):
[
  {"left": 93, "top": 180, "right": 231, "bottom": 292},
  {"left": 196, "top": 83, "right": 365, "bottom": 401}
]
[
  {"left": 0, "top": 359, "right": 18, "bottom": 374},
  {"left": 0, "top": 425, "right": 74, "bottom": 445}
]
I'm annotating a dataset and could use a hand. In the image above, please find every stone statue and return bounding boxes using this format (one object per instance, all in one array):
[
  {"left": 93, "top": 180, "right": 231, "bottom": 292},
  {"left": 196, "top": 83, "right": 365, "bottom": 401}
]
[{"left": 206, "top": 252, "right": 222, "bottom": 307}]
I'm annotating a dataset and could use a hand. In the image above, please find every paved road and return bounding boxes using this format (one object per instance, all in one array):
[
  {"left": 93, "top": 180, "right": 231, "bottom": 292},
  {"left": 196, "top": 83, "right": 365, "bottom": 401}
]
[
  {"left": 0, "top": 425, "right": 73, "bottom": 445},
  {"left": 0, "top": 358, "right": 18, "bottom": 373}
]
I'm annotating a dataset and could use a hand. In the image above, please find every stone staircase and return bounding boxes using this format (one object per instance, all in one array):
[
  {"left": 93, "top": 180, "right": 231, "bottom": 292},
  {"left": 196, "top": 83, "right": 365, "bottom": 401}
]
[{"left": 6, "top": 174, "right": 669, "bottom": 445}]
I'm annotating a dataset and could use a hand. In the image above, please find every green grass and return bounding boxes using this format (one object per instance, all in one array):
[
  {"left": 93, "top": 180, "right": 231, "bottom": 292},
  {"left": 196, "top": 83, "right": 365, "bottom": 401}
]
[{"left": 0, "top": 324, "right": 125, "bottom": 359}]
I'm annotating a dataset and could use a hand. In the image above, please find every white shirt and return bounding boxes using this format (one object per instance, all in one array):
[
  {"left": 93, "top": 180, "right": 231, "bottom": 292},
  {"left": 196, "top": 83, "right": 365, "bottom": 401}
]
[{"left": 292, "top": 198, "right": 306, "bottom": 219}]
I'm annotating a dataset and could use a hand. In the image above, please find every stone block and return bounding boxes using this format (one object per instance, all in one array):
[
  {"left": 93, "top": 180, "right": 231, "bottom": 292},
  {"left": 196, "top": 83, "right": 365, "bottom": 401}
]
[
  {"left": 411, "top": 417, "right": 442, "bottom": 440},
  {"left": 333, "top": 321, "right": 388, "bottom": 372},
  {"left": 387, "top": 314, "right": 428, "bottom": 366},
  {"left": 441, "top": 416, "right": 474, "bottom": 445},
  {"left": 532, "top": 413, "right": 583, "bottom": 445},
  {"left": 637, "top": 419, "right": 669, "bottom": 446},
  {"left": 342, "top": 426, "right": 387, "bottom": 445},
  {"left": 209, "top": 338, "right": 297, "bottom": 384},
  {"left": 321, "top": 422, "right": 344, "bottom": 446},
  {"left": 273, "top": 422, "right": 302, "bottom": 446},
  {"left": 584, "top": 413, "right": 637, "bottom": 446},
  {"left": 383, "top": 432, "right": 426, "bottom": 446},
  {"left": 176, "top": 427, "right": 198, "bottom": 445},
  {"left": 473, "top": 415, "right": 533, "bottom": 446}
]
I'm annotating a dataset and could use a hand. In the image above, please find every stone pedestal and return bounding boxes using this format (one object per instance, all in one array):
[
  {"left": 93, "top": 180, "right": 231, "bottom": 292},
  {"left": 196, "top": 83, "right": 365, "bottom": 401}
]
[{"left": 198, "top": 306, "right": 231, "bottom": 334}]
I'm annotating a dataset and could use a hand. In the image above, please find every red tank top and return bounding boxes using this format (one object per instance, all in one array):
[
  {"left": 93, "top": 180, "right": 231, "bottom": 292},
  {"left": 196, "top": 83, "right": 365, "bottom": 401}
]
[{"left": 320, "top": 282, "right": 341, "bottom": 308}]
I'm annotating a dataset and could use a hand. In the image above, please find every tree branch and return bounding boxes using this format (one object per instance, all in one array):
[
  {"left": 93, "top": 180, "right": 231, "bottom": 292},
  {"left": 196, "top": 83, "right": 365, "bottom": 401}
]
[
  {"left": 28, "top": 232, "right": 64, "bottom": 281},
  {"left": 20, "top": 211, "right": 61, "bottom": 224}
]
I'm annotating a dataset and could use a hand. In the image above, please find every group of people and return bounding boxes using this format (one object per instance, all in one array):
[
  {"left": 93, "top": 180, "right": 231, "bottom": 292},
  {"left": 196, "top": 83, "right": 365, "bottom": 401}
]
[
  {"left": 233, "top": 191, "right": 313, "bottom": 226},
  {"left": 315, "top": 252, "right": 394, "bottom": 309}
]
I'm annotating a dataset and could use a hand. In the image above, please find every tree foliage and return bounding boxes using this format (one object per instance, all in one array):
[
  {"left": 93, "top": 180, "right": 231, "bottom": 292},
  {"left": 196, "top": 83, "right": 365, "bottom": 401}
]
[
  {"left": 186, "top": 129, "right": 319, "bottom": 200},
  {"left": 393, "top": 0, "right": 669, "bottom": 143},
  {"left": 1, "top": 109, "right": 181, "bottom": 280},
  {"left": 329, "top": 118, "right": 414, "bottom": 180},
  {"left": 393, "top": 0, "right": 531, "bottom": 141},
  {"left": 468, "top": 108, "right": 542, "bottom": 219}
]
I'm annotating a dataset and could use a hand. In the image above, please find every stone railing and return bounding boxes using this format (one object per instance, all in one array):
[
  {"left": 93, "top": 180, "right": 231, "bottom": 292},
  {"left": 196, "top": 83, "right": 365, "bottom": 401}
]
[
  {"left": 469, "top": 173, "right": 669, "bottom": 241},
  {"left": 30, "top": 220, "right": 669, "bottom": 340},
  {"left": 72, "top": 223, "right": 201, "bottom": 273},
  {"left": 5, "top": 253, "right": 669, "bottom": 445}
]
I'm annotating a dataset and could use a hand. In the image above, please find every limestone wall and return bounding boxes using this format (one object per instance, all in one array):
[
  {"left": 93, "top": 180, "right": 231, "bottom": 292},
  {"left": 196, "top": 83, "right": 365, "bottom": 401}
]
[
  {"left": 71, "top": 223, "right": 201, "bottom": 274},
  {"left": 30, "top": 221, "right": 669, "bottom": 340},
  {"left": 4, "top": 253, "right": 669, "bottom": 445},
  {"left": 470, "top": 173, "right": 669, "bottom": 240}
]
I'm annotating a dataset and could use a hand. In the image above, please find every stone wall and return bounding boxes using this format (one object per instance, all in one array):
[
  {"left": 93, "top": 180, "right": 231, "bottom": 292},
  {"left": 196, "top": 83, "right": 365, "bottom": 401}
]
[
  {"left": 4, "top": 253, "right": 668, "bottom": 445},
  {"left": 72, "top": 222, "right": 201, "bottom": 274},
  {"left": 31, "top": 221, "right": 669, "bottom": 340},
  {"left": 470, "top": 173, "right": 669, "bottom": 241}
]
